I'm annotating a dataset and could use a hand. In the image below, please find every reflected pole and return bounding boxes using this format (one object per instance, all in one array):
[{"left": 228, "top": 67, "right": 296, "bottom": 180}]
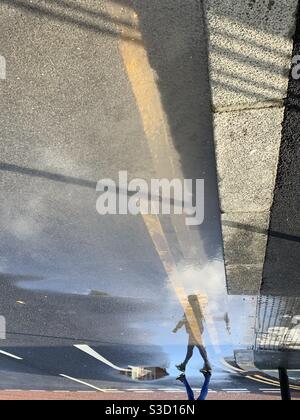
[{"left": 278, "top": 367, "right": 291, "bottom": 401}]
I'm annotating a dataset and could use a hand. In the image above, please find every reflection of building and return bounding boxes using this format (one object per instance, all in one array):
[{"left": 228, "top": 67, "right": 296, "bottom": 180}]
[
  {"left": 120, "top": 366, "right": 168, "bottom": 381},
  {"left": 255, "top": 295, "right": 300, "bottom": 351},
  {"left": 228, "top": 295, "right": 300, "bottom": 373}
]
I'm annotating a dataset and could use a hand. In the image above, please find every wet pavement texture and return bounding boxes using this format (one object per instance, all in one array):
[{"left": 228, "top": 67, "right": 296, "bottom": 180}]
[
  {"left": 0, "top": 0, "right": 299, "bottom": 396},
  {"left": 262, "top": 3, "right": 300, "bottom": 296}
]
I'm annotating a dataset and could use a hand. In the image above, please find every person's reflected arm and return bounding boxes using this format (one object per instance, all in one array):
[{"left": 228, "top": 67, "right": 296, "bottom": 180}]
[{"left": 173, "top": 315, "right": 186, "bottom": 333}]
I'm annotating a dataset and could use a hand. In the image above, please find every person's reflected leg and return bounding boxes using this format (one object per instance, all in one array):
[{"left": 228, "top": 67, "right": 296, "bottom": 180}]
[
  {"left": 177, "top": 374, "right": 195, "bottom": 400},
  {"left": 196, "top": 345, "right": 212, "bottom": 371},
  {"left": 177, "top": 344, "right": 194, "bottom": 371},
  {"left": 197, "top": 371, "right": 212, "bottom": 401}
]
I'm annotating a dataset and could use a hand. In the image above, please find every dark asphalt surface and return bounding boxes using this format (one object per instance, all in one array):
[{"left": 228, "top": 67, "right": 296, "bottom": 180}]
[
  {"left": 262, "top": 2, "right": 300, "bottom": 296},
  {"left": 0, "top": 0, "right": 299, "bottom": 398}
]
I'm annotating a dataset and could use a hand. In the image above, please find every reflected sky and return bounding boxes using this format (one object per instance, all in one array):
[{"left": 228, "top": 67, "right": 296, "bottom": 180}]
[{"left": 0, "top": 0, "right": 299, "bottom": 392}]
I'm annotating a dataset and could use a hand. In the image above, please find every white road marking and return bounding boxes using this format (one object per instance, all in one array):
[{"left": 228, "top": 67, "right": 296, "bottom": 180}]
[
  {"left": 262, "top": 390, "right": 281, "bottom": 393},
  {"left": 1, "top": 387, "right": 272, "bottom": 394},
  {"left": 158, "top": 388, "right": 182, "bottom": 391},
  {"left": 226, "top": 391, "right": 250, "bottom": 393},
  {"left": 223, "top": 388, "right": 249, "bottom": 391},
  {"left": 102, "top": 388, "right": 118, "bottom": 391},
  {"left": 0, "top": 388, "right": 267, "bottom": 394},
  {"left": 29, "top": 390, "right": 46, "bottom": 392},
  {"left": 134, "top": 389, "right": 154, "bottom": 394},
  {"left": 0, "top": 350, "right": 23, "bottom": 360},
  {"left": 259, "top": 388, "right": 280, "bottom": 391},
  {"left": 104, "top": 390, "right": 124, "bottom": 393},
  {"left": 59, "top": 374, "right": 105, "bottom": 392},
  {"left": 3, "top": 389, "right": 23, "bottom": 392},
  {"left": 221, "top": 358, "right": 244, "bottom": 373},
  {"left": 74, "top": 344, "right": 130, "bottom": 372}
]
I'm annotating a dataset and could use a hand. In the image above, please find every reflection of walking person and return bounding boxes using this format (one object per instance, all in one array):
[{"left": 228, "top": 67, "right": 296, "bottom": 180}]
[
  {"left": 173, "top": 295, "right": 212, "bottom": 372},
  {"left": 177, "top": 371, "right": 212, "bottom": 401}
]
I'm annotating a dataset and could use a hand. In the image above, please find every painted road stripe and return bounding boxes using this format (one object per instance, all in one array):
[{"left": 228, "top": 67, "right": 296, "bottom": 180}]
[
  {"left": 263, "top": 391, "right": 281, "bottom": 394},
  {"left": 263, "top": 391, "right": 280, "bottom": 393},
  {"left": 223, "top": 388, "right": 249, "bottom": 391},
  {"left": 0, "top": 350, "right": 23, "bottom": 360},
  {"left": 119, "top": 11, "right": 222, "bottom": 353},
  {"left": 29, "top": 390, "right": 46, "bottom": 392},
  {"left": 134, "top": 389, "right": 154, "bottom": 394},
  {"left": 259, "top": 388, "right": 280, "bottom": 391},
  {"left": 253, "top": 375, "right": 281, "bottom": 386},
  {"left": 158, "top": 389, "right": 183, "bottom": 391},
  {"left": 59, "top": 374, "right": 105, "bottom": 392},
  {"left": 74, "top": 344, "right": 130, "bottom": 372},
  {"left": 221, "top": 358, "right": 244, "bottom": 373},
  {"left": 0, "top": 388, "right": 272, "bottom": 393},
  {"left": 222, "top": 388, "right": 249, "bottom": 392},
  {"left": 246, "top": 375, "right": 277, "bottom": 386},
  {"left": 262, "top": 390, "right": 281, "bottom": 392},
  {"left": 253, "top": 375, "right": 300, "bottom": 391},
  {"left": 3, "top": 390, "right": 23, "bottom": 392},
  {"left": 103, "top": 389, "right": 124, "bottom": 392},
  {"left": 226, "top": 391, "right": 250, "bottom": 394},
  {"left": 161, "top": 389, "right": 185, "bottom": 391},
  {"left": 104, "top": 391, "right": 124, "bottom": 393}
]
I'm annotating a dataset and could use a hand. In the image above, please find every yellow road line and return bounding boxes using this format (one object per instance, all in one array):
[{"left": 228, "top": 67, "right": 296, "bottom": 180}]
[{"left": 115, "top": 3, "right": 220, "bottom": 350}]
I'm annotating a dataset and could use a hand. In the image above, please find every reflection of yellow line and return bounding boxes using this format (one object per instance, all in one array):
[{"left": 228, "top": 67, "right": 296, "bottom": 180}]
[
  {"left": 119, "top": 31, "right": 205, "bottom": 260},
  {"left": 247, "top": 374, "right": 300, "bottom": 391},
  {"left": 142, "top": 214, "right": 204, "bottom": 344},
  {"left": 119, "top": 28, "right": 173, "bottom": 178},
  {"left": 118, "top": 7, "right": 219, "bottom": 351},
  {"left": 118, "top": 11, "right": 204, "bottom": 343},
  {"left": 254, "top": 375, "right": 280, "bottom": 386},
  {"left": 221, "top": 359, "right": 244, "bottom": 373},
  {"left": 246, "top": 375, "right": 279, "bottom": 387}
]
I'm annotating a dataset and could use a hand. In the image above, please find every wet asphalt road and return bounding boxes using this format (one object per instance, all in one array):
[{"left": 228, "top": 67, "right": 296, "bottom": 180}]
[
  {"left": 262, "top": 5, "right": 300, "bottom": 296},
  {"left": 0, "top": 0, "right": 284, "bottom": 396}
]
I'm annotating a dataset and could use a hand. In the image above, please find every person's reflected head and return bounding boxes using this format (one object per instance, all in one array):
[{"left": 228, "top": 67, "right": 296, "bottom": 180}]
[
  {"left": 188, "top": 295, "right": 198, "bottom": 304},
  {"left": 187, "top": 294, "right": 205, "bottom": 321}
]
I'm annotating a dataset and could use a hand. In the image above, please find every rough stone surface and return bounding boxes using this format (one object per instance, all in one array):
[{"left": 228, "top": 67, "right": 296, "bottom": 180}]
[
  {"left": 206, "top": 1, "right": 299, "bottom": 296},
  {"left": 214, "top": 107, "right": 283, "bottom": 213},
  {"left": 204, "top": 0, "right": 298, "bottom": 109},
  {"left": 222, "top": 211, "right": 270, "bottom": 295},
  {"left": 222, "top": 212, "right": 269, "bottom": 266},
  {"left": 226, "top": 264, "right": 262, "bottom": 295}
]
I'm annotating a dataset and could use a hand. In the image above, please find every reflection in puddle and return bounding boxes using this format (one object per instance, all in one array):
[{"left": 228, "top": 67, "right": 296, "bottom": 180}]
[
  {"left": 255, "top": 295, "right": 300, "bottom": 351},
  {"left": 120, "top": 366, "right": 169, "bottom": 381},
  {"left": 173, "top": 294, "right": 212, "bottom": 372}
]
